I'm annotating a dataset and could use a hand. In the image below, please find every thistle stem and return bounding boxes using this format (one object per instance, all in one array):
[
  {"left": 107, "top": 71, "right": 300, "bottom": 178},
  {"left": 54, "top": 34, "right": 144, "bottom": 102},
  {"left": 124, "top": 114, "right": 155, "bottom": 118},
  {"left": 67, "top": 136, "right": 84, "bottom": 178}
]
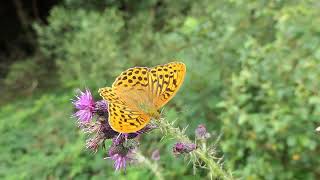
[
  {"left": 194, "top": 149, "right": 232, "bottom": 180},
  {"left": 135, "top": 151, "right": 164, "bottom": 180},
  {"left": 155, "top": 118, "right": 233, "bottom": 180}
]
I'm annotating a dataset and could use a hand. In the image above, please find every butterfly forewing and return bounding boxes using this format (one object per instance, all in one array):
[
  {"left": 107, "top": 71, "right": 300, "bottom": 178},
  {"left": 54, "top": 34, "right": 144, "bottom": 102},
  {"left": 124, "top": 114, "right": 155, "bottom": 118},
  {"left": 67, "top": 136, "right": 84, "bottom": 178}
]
[
  {"left": 148, "top": 62, "right": 186, "bottom": 108},
  {"left": 112, "top": 67, "right": 149, "bottom": 89},
  {"left": 112, "top": 67, "right": 155, "bottom": 112}
]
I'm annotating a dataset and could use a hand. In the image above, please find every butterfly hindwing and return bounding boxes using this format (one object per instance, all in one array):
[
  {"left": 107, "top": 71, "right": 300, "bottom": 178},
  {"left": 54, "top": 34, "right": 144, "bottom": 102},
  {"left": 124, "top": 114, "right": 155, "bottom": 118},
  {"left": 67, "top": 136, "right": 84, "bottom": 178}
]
[
  {"left": 108, "top": 102, "right": 150, "bottom": 133},
  {"left": 99, "top": 87, "right": 151, "bottom": 133}
]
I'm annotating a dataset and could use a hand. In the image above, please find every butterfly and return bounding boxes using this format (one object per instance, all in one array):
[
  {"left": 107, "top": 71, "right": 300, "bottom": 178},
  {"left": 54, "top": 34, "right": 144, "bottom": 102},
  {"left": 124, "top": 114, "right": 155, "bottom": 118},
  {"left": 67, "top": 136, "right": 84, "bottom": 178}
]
[{"left": 98, "top": 61, "right": 186, "bottom": 133}]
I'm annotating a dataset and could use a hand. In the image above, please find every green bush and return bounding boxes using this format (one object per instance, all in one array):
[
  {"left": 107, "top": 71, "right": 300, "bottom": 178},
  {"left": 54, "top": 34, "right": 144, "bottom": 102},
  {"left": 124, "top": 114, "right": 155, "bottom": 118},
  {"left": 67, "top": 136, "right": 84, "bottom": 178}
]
[
  {"left": 218, "top": 2, "right": 320, "bottom": 179},
  {"left": 2, "top": 56, "right": 56, "bottom": 101},
  {"left": 4, "top": 59, "right": 40, "bottom": 91},
  {"left": 35, "top": 8, "right": 125, "bottom": 89},
  {"left": 2, "top": 0, "right": 319, "bottom": 179}
]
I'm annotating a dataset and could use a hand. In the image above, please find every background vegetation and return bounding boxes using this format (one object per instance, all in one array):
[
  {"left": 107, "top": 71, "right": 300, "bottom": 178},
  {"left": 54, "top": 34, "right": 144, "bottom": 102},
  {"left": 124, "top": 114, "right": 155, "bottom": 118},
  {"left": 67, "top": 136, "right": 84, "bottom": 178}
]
[{"left": 1, "top": 0, "right": 319, "bottom": 179}]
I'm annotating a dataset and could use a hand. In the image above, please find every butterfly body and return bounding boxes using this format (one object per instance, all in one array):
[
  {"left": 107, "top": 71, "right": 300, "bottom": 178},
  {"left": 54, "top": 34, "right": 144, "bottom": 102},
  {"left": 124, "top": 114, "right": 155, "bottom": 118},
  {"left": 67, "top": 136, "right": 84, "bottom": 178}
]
[{"left": 99, "top": 61, "right": 186, "bottom": 133}]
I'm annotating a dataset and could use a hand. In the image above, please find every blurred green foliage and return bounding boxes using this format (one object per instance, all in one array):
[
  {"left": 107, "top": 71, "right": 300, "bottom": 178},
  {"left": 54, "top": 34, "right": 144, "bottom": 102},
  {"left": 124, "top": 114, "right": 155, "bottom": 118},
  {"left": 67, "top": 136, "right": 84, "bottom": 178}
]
[{"left": 2, "top": 0, "right": 320, "bottom": 179}]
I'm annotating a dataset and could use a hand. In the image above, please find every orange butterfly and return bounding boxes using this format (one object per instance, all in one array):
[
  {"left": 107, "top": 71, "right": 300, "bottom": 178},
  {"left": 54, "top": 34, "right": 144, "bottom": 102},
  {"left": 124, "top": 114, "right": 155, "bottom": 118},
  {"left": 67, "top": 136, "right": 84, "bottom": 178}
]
[{"left": 99, "top": 62, "right": 186, "bottom": 133}]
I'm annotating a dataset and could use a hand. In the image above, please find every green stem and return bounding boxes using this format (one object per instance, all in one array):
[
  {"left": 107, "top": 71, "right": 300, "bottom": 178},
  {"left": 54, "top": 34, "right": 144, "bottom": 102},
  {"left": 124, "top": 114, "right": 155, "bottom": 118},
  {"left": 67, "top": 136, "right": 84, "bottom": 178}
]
[
  {"left": 194, "top": 149, "right": 233, "bottom": 180},
  {"left": 155, "top": 118, "right": 233, "bottom": 180},
  {"left": 136, "top": 151, "right": 164, "bottom": 180}
]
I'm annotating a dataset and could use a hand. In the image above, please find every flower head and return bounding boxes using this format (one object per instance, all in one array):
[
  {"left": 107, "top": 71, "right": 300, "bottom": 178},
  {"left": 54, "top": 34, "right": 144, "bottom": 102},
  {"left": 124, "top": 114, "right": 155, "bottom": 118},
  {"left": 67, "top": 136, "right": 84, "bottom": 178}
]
[
  {"left": 72, "top": 89, "right": 95, "bottom": 123},
  {"left": 86, "top": 137, "right": 102, "bottom": 152},
  {"left": 195, "top": 124, "right": 211, "bottom": 140},
  {"left": 109, "top": 150, "right": 134, "bottom": 171},
  {"left": 82, "top": 121, "right": 109, "bottom": 152},
  {"left": 173, "top": 142, "right": 196, "bottom": 155},
  {"left": 151, "top": 149, "right": 160, "bottom": 161},
  {"left": 108, "top": 137, "right": 137, "bottom": 171},
  {"left": 95, "top": 100, "right": 108, "bottom": 117},
  {"left": 112, "top": 134, "right": 126, "bottom": 146},
  {"left": 103, "top": 127, "right": 119, "bottom": 139}
]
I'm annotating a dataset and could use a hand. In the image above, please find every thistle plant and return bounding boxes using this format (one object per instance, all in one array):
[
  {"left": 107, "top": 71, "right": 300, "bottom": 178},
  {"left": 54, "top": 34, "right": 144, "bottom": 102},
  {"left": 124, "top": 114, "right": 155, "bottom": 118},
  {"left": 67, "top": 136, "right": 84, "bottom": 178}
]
[
  {"left": 72, "top": 88, "right": 233, "bottom": 179},
  {"left": 155, "top": 119, "right": 234, "bottom": 180}
]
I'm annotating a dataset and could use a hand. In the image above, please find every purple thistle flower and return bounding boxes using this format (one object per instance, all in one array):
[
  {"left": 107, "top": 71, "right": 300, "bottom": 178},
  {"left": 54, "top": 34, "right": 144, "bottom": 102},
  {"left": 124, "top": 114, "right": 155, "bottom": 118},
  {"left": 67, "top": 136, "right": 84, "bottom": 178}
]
[
  {"left": 195, "top": 124, "right": 211, "bottom": 140},
  {"left": 86, "top": 137, "right": 102, "bottom": 152},
  {"left": 72, "top": 89, "right": 95, "bottom": 123},
  {"left": 108, "top": 138, "right": 136, "bottom": 171},
  {"left": 82, "top": 119, "right": 122, "bottom": 152},
  {"left": 151, "top": 149, "right": 160, "bottom": 161},
  {"left": 82, "top": 121, "right": 107, "bottom": 152},
  {"left": 103, "top": 128, "right": 119, "bottom": 139},
  {"left": 112, "top": 134, "right": 126, "bottom": 146},
  {"left": 109, "top": 150, "right": 134, "bottom": 171},
  {"left": 96, "top": 119, "right": 119, "bottom": 139},
  {"left": 173, "top": 142, "right": 196, "bottom": 155},
  {"left": 95, "top": 100, "right": 108, "bottom": 117}
]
